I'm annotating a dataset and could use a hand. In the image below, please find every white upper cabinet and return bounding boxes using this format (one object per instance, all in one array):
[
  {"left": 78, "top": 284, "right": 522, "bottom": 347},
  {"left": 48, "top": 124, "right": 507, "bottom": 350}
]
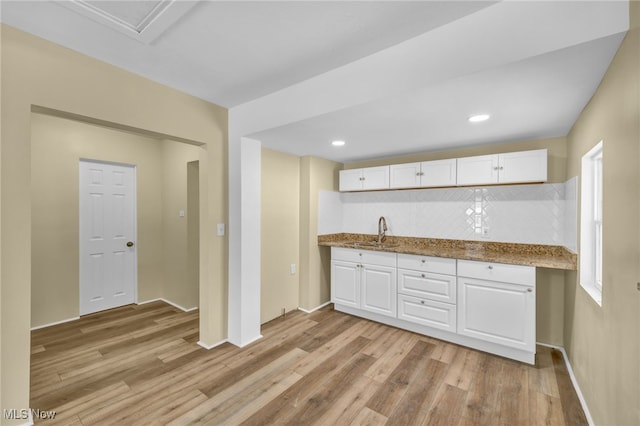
[
  {"left": 339, "top": 166, "right": 390, "bottom": 191},
  {"left": 457, "top": 149, "right": 547, "bottom": 186},
  {"left": 389, "top": 162, "right": 421, "bottom": 188},
  {"left": 498, "top": 149, "right": 548, "bottom": 184},
  {"left": 341, "top": 149, "right": 547, "bottom": 192},
  {"left": 422, "top": 159, "right": 457, "bottom": 187},
  {"left": 390, "top": 159, "right": 457, "bottom": 189}
]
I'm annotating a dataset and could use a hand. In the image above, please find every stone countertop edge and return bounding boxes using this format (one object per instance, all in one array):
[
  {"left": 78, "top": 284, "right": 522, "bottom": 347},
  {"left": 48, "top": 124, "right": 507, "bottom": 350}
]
[{"left": 317, "top": 233, "right": 577, "bottom": 271}]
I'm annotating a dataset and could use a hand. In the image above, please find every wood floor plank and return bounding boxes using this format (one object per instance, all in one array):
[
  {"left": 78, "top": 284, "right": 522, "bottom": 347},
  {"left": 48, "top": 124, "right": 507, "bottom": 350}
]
[
  {"left": 421, "top": 383, "right": 468, "bottom": 426},
  {"left": 169, "top": 348, "right": 307, "bottom": 425},
  {"left": 459, "top": 353, "right": 505, "bottom": 425},
  {"left": 385, "top": 358, "right": 448, "bottom": 425},
  {"left": 497, "top": 360, "right": 530, "bottom": 426},
  {"left": 311, "top": 375, "right": 381, "bottom": 426},
  {"left": 239, "top": 336, "right": 371, "bottom": 425},
  {"left": 349, "top": 407, "right": 388, "bottom": 426},
  {"left": 30, "top": 301, "right": 588, "bottom": 426},
  {"left": 363, "top": 331, "right": 420, "bottom": 383},
  {"left": 365, "top": 340, "right": 436, "bottom": 416},
  {"left": 444, "top": 347, "right": 481, "bottom": 391},
  {"left": 284, "top": 353, "right": 376, "bottom": 425}
]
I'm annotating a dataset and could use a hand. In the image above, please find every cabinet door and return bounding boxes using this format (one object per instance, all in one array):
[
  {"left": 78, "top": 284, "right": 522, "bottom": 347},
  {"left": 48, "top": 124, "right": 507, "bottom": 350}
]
[
  {"left": 390, "top": 162, "right": 421, "bottom": 189},
  {"left": 361, "top": 264, "right": 396, "bottom": 318},
  {"left": 421, "top": 159, "right": 457, "bottom": 187},
  {"left": 331, "top": 260, "right": 360, "bottom": 308},
  {"left": 457, "top": 277, "right": 535, "bottom": 352},
  {"left": 362, "top": 166, "right": 390, "bottom": 190},
  {"left": 498, "top": 149, "right": 547, "bottom": 184},
  {"left": 456, "top": 154, "right": 499, "bottom": 186},
  {"left": 339, "top": 169, "right": 364, "bottom": 191}
]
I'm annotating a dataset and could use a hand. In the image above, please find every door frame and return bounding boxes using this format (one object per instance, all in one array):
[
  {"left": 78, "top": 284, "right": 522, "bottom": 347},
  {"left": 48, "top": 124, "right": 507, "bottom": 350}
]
[{"left": 79, "top": 158, "right": 138, "bottom": 314}]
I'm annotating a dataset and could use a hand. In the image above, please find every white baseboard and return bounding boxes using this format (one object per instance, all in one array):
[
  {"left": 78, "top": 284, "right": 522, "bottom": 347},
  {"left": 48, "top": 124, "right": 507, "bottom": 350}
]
[
  {"left": 298, "top": 301, "right": 331, "bottom": 314},
  {"left": 31, "top": 316, "right": 80, "bottom": 331},
  {"left": 138, "top": 298, "right": 198, "bottom": 313},
  {"left": 197, "top": 339, "right": 228, "bottom": 350},
  {"left": 537, "top": 342, "right": 594, "bottom": 426}
]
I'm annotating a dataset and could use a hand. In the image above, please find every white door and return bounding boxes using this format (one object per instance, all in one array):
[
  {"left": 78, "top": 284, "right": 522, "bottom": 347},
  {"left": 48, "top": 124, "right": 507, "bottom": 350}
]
[
  {"left": 421, "top": 159, "right": 457, "bottom": 188},
  {"left": 361, "top": 166, "right": 390, "bottom": 190},
  {"left": 79, "top": 160, "right": 136, "bottom": 315}
]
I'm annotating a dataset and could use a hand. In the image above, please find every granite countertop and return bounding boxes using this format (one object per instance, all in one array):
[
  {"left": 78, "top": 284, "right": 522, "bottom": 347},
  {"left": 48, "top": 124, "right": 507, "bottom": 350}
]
[{"left": 318, "top": 233, "right": 577, "bottom": 270}]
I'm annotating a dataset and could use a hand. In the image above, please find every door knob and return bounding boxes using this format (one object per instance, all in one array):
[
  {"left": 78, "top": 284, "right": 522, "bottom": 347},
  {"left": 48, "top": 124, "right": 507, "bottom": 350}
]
[{"left": 126, "top": 241, "right": 134, "bottom": 247}]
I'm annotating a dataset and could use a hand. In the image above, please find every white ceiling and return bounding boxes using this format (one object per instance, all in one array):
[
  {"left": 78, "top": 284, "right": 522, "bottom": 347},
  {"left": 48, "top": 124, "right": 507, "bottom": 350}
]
[{"left": 0, "top": 1, "right": 630, "bottom": 163}]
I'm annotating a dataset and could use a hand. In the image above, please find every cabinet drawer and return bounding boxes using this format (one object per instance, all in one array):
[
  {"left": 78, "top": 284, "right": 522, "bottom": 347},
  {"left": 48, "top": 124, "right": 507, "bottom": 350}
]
[
  {"left": 398, "top": 294, "right": 456, "bottom": 332},
  {"left": 397, "top": 253, "right": 456, "bottom": 275},
  {"left": 331, "top": 247, "right": 396, "bottom": 267},
  {"left": 398, "top": 269, "right": 456, "bottom": 304},
  {"left": 457, "top": 259, "right": 535, "bottom": 286}
]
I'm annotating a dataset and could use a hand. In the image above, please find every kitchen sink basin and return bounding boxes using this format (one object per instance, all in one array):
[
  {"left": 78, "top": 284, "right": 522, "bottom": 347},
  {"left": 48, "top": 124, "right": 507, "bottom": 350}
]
[{"left": 352, "top": 241, "right": 399, "bottom": 249}]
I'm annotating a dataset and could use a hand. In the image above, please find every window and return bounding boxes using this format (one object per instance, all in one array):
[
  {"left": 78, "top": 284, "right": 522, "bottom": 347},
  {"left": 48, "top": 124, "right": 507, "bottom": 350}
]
[{"left": 580, "top": 141, "right": 603, "bottom": 305}]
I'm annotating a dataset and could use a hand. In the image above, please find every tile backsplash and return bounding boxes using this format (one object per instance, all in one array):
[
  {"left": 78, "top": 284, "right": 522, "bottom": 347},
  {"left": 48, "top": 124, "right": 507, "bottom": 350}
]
[{"left": 318, "top": 179, "right": 578, "bottom": 249}]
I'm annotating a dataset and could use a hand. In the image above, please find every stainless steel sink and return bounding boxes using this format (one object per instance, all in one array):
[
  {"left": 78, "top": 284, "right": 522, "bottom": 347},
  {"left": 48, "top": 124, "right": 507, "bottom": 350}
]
[{"left": 352, "top": 241, "right": 399, "bottom": 249}]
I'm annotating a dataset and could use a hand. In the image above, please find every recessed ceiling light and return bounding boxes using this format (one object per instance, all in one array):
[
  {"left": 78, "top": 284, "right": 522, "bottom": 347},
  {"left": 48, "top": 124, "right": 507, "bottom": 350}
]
[
  {"left": 468, "top": 114, "right": 491, "bottom": 123},
  {"left": 332, "top": 140, "right": 346, "bottom": 146}
]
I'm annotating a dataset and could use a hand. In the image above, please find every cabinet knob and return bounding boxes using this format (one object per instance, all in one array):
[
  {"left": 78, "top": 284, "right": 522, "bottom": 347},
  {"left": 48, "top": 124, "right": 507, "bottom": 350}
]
[
  {"left": 420, "top": 300, "right": 425, "bottom": 305},
  {"left": 527, "top": 288, "right": 533, "bottom": 293},
  {"left": 499, "top": 166, "right": 504, "bottom": 170},
  {"left": 493, "top": 166, "right": 499, "bottom": 170},
  {"left": 421, "top": 273, "right": 426, "bottom": 278},
  {"left": 421, "top": 259, "right": 426, "bottom": 263},
  {"left": 488, "top": 265, "right": 493, "bottom": 270}
]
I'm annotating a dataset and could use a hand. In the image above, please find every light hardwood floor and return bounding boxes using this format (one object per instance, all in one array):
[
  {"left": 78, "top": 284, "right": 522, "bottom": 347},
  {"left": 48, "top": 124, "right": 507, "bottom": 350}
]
[{"left": 30, "top": 301, "right": 588, "bottom": 425}]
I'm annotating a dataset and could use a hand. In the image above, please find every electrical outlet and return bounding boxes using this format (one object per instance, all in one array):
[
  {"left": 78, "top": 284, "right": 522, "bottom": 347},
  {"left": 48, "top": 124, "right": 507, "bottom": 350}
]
[{"left": 216, "top": 223, "right": 225, "bottom": 236}]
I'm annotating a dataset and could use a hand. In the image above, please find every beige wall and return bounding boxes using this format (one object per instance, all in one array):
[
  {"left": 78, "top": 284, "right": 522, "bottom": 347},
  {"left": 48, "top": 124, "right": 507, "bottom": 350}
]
[
  {"left": 563, "top": 3, "right": 640, "bottom": 424},
  {"left": 161, "top": 140, "right": 202, "bottom": 310},
  {"left": 346, "top": 136, "right": 568, "bottom": 346},
  {"left": 261, "top": 148, "right": 301, "bottom": 323},
  {"left": 1, "top": 25, "right": 227, "bottom": 420},
  {"left": 299, "top": 156, "right": 342, "bottom": 311}
]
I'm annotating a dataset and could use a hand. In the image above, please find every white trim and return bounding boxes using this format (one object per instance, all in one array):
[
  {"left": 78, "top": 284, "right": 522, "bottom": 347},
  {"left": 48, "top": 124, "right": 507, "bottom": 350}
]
[
  {"left": 137, "top": 298, "right": 198, "bottom": 313},
  {"left": 30, "top": 316, "right": 81, "bottom": 331},
  {"left": 537, "top": 342, "right": 595, "bottom": 426},
  {"left": 197, "top": 339, "right": 229, "bottom": 350},
  {"left": 298, "top": 301, "right": 332, "bottom": 314}
]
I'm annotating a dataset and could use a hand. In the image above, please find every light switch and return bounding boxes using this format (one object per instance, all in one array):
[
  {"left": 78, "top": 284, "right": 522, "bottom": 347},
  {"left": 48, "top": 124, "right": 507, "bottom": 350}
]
[
  {"left": 290, "top": 264, "right": 296, "bottom": 274},
  {"left": 217, "top": 223, "right": 225, "bottom": 236},
  {"left": 179, "top": 210, "right": 185, "bottom": 217}
]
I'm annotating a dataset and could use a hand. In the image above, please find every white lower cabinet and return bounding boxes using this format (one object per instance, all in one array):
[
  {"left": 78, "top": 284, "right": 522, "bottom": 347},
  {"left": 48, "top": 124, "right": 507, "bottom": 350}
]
[
  {"left": 457, "top": 276, "right": 535, "bottom": 352},
  {"left": 331, "top": 247, "right": 397, "bottom": 319},
  {"left": 457, "top": 260, "right": 536, "bottom": 353},
  {"left": 331, "top": 249, "right": 537, "bottom": 364},
  {"left": 398, "top": 294, "right": 456, "bottom": 332}
]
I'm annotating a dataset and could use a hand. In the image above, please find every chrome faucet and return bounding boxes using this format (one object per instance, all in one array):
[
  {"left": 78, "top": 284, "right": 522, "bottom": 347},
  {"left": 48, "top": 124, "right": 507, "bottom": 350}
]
[{"left": 377, "top": 216, "right": 387, "bottom": 243}]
